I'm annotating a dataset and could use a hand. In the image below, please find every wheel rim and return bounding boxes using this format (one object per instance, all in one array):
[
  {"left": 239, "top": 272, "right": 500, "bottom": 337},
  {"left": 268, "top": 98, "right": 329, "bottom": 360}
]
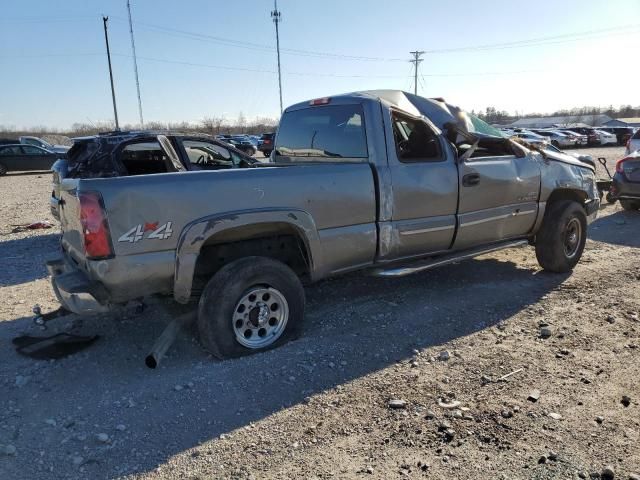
[
  {"left": 563, "top": 218, "right": 582, "bottom": 258},
  {"left": 232, "top": 286, "right": 289, "bottom": 349}
]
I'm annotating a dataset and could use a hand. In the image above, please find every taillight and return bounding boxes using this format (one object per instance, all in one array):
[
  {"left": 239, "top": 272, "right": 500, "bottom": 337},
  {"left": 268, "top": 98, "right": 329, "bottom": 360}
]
[
  {"left": 616, "top": 157, "right": 630, "bottom": 175},
  {"left": 309, "top": 97, "right": 331, "bottom": 106},
  {"left": 79, "top": 191, "right": 113, "bottom": 259}
]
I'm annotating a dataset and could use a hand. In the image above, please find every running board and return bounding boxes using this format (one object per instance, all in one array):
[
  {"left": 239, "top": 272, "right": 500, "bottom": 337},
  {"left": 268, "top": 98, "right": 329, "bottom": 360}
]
[{"left": 370, "top": 239, "right": 529, "bottom": 278}]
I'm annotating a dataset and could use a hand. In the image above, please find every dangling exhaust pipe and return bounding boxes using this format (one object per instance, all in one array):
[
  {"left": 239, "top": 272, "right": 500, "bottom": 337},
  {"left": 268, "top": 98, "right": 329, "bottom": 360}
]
[{"left": 145, "top": 312, "right": 196, "bottom": 369}]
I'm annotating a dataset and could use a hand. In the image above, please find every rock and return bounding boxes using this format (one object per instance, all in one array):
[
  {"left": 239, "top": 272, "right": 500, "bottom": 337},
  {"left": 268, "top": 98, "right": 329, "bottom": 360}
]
[
  {"left": 596, "top": 416, "right": 604, "bottom": 424},
  {"left": 410, "top": 360, "right": 418, "bottom": 368},
  {"left": 578, "top": 473, "right": 587, "bottom": 479},
  {"left": 606, "top": 315, "right": 616, "bottom": 324},
  {"left": 628, "top": 474, "right": 640, "bottom": 480},
  {"left": 547, "top": 451, "right": 558, "bottom": 461},
  {"left": 538, "top": 455, "right": 547, "bottom": 464},
  {"left": 116, "top": 424, "right": 126, "bottom": 431},
  {"left": 96, "top": 433, "right": 109, "bottom": 443},
  {"left": 481, "top": 375, "right": 492, "bottom": 385},
  {"left": 501, "top": 409, "right": 513, "bottom": 419},
  {"left": 437, "top": 399, "right": 461, "bottom": 409},
  {"left": 425, "top": 410, "right": 436, "bottom": 420},
  {"left": 388, "top": 399, "right": 407, "bottom": 410},
  {"left": 527, "top": 390, "right": 541, "bottom": 402},
  {"left": 621, "top": 395, "right": 631, "bottom": 407},
  {"left": 630, "top": 313, "right": 639, "bottom": 322},
  {"left": 601, "top": 466, "right": 615, "bottom": 480},
  {"left": 539, "top": 326, "right": 552, "bottom": 339},
  {"left": 590, "top": 473, "right": 601, "bottom": 479},
  {"left": 438, "top": 350, "right": 450, "bottom": 361},
  {"left": 442, "top": 428, "right": 455, "bottom": 441},
  {"left": 15, "top": 375, "right": 30, "bottom": 387},
  {"left": 548, "top": 412, "right": 562, "bottom": 420},
  {"left": 364, "top": 466, "right": 374, "bottom": 474},
  {"left": 174, "top": 385, "right": 183, "bottom": 392},
  {"left": 3, "top": 444, "right": 16, "bottom": 456}
]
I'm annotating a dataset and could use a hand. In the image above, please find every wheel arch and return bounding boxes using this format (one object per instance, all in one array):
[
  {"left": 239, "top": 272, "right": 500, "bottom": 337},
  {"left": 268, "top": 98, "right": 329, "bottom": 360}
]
[
  {"left": 173, "top": 208, "right": 322, "bottom": 303},
  {"left": 532, "top": 188, "right": 589, "bottom": 235}
]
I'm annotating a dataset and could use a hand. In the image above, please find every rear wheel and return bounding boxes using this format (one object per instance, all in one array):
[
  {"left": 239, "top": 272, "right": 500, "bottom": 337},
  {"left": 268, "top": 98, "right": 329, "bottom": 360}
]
[
  {"left": 535, "top": 200, "right": 587, "bottom": 273},
  {"left": 620, "top": 199, "right": 640, "bottom": 211},
  {"left": 0, "top": 163, "right": 7, "bottom": 176},
  {"left": 197, "top": 256, "right": 305, "bottom": 359}
]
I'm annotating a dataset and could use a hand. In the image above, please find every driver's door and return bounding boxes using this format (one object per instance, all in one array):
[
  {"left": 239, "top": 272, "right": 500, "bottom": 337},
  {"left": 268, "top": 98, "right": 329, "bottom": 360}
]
[
  {"left": 20, "top": 145, "right": 55, "bottom": 170},
  {"left": 453, "top": 146, "right": 541, "bottom": 250}
]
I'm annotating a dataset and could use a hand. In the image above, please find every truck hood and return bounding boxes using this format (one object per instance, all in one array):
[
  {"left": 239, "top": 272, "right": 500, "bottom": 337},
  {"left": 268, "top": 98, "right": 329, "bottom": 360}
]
[{"left": 541, "top": 148, "right": 596, "bottom": 172}]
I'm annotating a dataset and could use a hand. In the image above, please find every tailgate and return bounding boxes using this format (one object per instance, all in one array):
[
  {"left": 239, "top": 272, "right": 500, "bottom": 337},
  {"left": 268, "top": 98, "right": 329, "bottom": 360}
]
[{"left": 58, "top": 178, "right": 87, "bottom": 263}]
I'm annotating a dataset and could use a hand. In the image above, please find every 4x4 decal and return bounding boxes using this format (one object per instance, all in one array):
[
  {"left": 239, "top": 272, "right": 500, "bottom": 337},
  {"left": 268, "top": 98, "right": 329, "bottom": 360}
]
[{"left": 118, "top": 222, "right": 173, "bottom": 243}]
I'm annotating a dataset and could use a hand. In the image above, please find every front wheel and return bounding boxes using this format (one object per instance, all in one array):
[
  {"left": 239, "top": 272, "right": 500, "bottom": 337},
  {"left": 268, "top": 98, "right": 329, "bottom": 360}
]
[
  {"left": 197, "top": 257, "right": 305, "bottom": 359},
  {"left": 535, "top": 200, "right": 587, "bottom": 273},
  {"left": 620, "top": 199, "right": 640, "bottom": 211},
  {"left": 0, "top": 162, "right": 7, "bottom": 176}
]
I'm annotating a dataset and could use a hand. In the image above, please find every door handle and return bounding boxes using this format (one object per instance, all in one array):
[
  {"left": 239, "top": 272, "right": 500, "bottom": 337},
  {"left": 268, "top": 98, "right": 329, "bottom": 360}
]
[{"left": 462, "top": 173, "right": 480, "bottom": 187}]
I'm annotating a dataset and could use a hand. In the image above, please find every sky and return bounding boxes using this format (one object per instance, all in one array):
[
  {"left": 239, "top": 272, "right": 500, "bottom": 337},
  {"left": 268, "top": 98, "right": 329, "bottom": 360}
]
[{"left": 0, "top": 0, "right": 639, "bottom": 129}]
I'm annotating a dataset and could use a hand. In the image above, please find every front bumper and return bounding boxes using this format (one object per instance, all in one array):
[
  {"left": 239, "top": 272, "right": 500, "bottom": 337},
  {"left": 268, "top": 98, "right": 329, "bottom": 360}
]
[
  {"left": 585, "top": 198, "right": 599, "bottom": 224},
  {"left": 46, "top": 258, "right": 110, "bottom": 315}
]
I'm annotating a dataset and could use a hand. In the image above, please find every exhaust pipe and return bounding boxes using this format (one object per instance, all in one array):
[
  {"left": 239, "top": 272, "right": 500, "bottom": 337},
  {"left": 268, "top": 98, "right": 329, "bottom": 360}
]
[{"left": 145, "top": 312, "right": 195, "bottom": 369}]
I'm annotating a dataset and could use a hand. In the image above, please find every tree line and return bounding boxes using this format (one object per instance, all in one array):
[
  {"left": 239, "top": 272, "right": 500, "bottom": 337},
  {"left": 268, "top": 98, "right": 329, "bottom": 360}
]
[{"left": 475, "top": 105, "right": 640, "bottom": 125}]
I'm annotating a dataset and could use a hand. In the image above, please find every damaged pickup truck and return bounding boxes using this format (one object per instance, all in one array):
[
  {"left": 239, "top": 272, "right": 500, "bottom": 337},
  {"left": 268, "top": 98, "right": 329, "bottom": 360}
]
[{"left": 47, "top": 91, "right": 600, "bottom": 359}]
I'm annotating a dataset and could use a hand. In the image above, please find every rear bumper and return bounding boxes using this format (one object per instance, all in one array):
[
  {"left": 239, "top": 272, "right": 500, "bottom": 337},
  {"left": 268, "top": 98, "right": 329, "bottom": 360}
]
[
  {"left": 612, "top": 174, "right": 640, "bottom": 200},
  {"left": 46, "top": 258, "right": 110, "bottom": 315}
]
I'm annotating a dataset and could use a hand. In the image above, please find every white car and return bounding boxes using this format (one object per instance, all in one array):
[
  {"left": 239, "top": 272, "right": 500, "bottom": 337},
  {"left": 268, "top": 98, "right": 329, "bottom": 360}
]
[
  {"left": 627, "top": 129, "right": 640, "bottom": 154},
  {"left": 532, "top": 130, "right": 577, "bottom": 148},
  {"left": 592, "top": 129, "right": 617, "bottom": 146},
  {"left": 511, "top": 131, "right": 550, "bottom": 146},
  {"left": 19, "top": 136, "right": 70, "bottom": 154}
]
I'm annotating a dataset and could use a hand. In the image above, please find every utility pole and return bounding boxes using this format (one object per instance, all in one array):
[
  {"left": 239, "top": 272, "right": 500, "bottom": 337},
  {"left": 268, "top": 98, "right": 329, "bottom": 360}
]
[
  {"left": 409, "top": 50, "right": 425, "bottom": 96},
  {"left": 271, "top": 0, "right": 283, "bottom": 115},
  {"left": 127, "top": 0, "right": 144, "bottom": 127},
  {"left": 102, "top": 16, "right": 120, "bottom": 131}
]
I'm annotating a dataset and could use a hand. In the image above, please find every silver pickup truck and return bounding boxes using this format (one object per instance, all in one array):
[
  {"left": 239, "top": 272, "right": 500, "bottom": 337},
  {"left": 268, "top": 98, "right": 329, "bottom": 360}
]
[{"left": 48, "top": 90, "right": 599, "bottom": 359}]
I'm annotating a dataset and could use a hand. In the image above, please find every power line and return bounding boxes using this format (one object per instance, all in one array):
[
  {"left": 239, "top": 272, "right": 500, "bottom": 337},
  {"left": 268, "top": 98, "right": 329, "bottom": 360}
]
[
  {"left": 126, "top": 0, "right": 144, "bottom": 127},
  {"left": 409, "top": 51, "right": 424, "bottom": 95}
]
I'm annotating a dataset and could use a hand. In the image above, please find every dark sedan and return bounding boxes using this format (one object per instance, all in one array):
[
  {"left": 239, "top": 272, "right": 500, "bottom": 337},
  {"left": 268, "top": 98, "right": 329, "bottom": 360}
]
[{"left": 0, "top": 144, "right": 62, "bottom": 175}]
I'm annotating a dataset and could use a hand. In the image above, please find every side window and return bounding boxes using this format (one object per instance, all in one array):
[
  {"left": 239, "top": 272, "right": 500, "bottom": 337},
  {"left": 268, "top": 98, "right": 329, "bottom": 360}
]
[
  {"left": 274, "top": 104, "right": 368, "bottom": 161},
  {"left": 23, "top": 138, "right": 40, "bottom": 147},
  {"left": 182, "top": 140, "right": 235, "bottom": 169},
  {"left": 120, "top": 141, "right": 170, "bottom": 175},
  {"left": 21, "top": 146, "right": 44, "bottom": 155},
  {"left": 0, "top": 146, "right": 22, "bottom": 155},
  {"left": 391, "top": 111, "right": 442, "bottom": 163}
]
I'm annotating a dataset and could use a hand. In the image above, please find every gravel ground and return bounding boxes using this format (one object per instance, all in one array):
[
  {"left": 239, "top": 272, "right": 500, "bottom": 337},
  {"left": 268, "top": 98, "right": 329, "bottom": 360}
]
[{"left": 1, "top": 146, "right": 639, "bottom": 480}]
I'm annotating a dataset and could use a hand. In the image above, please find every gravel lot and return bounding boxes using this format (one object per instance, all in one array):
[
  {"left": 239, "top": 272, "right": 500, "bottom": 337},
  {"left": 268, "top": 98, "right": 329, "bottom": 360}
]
[{"left": 1, "top": 146, "right": 639, "bottom": 480}]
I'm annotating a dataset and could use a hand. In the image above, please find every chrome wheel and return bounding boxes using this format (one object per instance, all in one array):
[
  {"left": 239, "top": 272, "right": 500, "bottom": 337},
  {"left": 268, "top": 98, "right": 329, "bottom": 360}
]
[
  {"left": 564, "top": 218, "right": 582, "bottom": 258},
  {"left": 232, "top": 286, "right": 289, "bottom": 349}
]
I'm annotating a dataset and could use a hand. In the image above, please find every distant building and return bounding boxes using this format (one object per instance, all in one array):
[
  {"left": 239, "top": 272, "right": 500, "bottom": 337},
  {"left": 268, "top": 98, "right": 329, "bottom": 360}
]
[
  {"left": 603, "top": 117, "right": 640, "bottom": 128},
  {"left": 507, "top": 114, "right": 613, "bottom": 128}
]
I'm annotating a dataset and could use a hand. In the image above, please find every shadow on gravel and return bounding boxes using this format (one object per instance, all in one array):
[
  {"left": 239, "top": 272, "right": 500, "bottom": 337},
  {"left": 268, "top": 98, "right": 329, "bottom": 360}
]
[
  {"left": 0, "top": 253, "right": 569, "bottom": 479},
  {"left": 0, "top": 233, "right": 60, "bottom": 287},
  {"left": 588, "top": 208, "right": 640, "bottom": 248}
]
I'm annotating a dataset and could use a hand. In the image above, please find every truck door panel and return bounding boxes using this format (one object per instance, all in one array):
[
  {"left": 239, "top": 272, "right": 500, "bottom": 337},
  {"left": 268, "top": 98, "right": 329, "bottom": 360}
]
[
  {"left": 454, "top": 152, "right": 540, "bottom": 250},
  {"left": 381, "top": 110, "right": 458, "bottom": 260}
]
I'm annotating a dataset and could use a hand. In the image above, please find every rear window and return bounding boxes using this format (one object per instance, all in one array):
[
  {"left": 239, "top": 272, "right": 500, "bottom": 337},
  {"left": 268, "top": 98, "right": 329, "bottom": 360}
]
[{"left": 274, "top": 104, "right": 368, "bottom": 160}]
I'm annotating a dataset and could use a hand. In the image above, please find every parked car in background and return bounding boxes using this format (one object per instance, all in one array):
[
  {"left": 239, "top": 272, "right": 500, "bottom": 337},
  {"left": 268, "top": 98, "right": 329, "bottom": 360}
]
[
  {"left": 0, "top": 136, "right": 70, "bottom": 153},
  {"left": 566, "top": 127, "right": 601, "bottom": 146},
  {"left": 600, "top": 127, "right": 634, "bottom": 146},
  {"left": 626, "top": 128, "right": 640, "bottom": 155},
  {"left": 531, "top": 129, "right": 577, "bottom": 148},
  {"left": 511, "top": 131, "right": 549, "bottom": 146},
  {"left": 19, "top": 136, "right": 70, "bottom": 154},
  {"left": 216, "top": 134, "right": 257, "bottom": 156},
  {"left": 591, "top": 129, "right": 617, "bottom": 146},
  {"left": 258, "top": 132, "right": 275, "bottom": 156},
  {"left": 0, "top": 144, "right": 63, "bottom": 175},
  {"left": 557, "top": 129, "right": 587, "bottom": 147}
]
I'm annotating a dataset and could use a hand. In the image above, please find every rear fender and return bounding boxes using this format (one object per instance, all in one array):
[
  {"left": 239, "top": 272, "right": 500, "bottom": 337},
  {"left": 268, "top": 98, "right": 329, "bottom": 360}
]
[{"left": 173, "top": 208, "right": 321, "bottom": 303}]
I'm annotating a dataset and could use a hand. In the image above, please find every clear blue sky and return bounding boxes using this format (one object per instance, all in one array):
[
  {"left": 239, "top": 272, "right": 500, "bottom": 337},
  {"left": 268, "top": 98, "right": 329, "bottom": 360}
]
[{"left": 1, "top": 0, "right": 639, "bottom": 129}]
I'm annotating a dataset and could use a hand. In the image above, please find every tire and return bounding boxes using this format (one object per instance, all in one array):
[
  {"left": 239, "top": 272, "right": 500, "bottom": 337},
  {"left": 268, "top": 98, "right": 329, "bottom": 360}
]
[
  {"left": 0, "top": 163, "right": 7, "bottom": 176},
  {"left": 197, "top": 256, "right": 305, "bottom": 359},
  {"left": 620, "top": 199, "right": 640, "bottom": 211},
  {"left": 606, "top": 192, "right": 616, "bottom": 204},
  {"left": 535, "top": 200, "right": 587, "bottom": 273}
]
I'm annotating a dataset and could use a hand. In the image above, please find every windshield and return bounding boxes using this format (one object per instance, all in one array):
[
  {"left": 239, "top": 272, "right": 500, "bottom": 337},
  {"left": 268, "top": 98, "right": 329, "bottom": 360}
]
[{"left": 466, "top": 114, "right": 507, "bottom": 138}]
